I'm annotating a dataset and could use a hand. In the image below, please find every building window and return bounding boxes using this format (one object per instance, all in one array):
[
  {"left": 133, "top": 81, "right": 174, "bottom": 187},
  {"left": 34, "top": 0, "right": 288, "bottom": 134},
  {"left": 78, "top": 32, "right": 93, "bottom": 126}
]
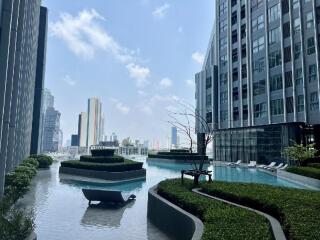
[
  {"left": 269, "top": 27, "right": 280, "bottom": 45},
  {"left": 219, "top": 2, "right": 228, "bottom": 16},
  {"left": 220, "top": 73, "right": 228, "bottom": 85},
  {"left": 307, "top": 37, "right": 315, "bottom": 55},
  {"left": 309, "top": 64, "right": 317, "bottom": 82},
  {"left": 253, "top": 36, "right": 265, "bottom": 54},
  {"left": 310, "top": 92, "right": 319, "bottom": 111},
  {"left": 297, "top": 95, "right": 304, "bottom": 112},
  {"left": 286, "top": 97, "right": 294, "bottom": 113},
  {"left": 220, "top": 19, "right": 227, "bottom": 32},
  {"left": 294, "top": 42, "right": 301, "bottom": 59},
  {"left": 243, "top": 104, "right": 248, "bottom": 120},
  {"left": 285, "top": 71, "right": 293, "bottom": 88},
  {"left": 293, "top": 0, "right": 299, "bottom": 9},
  {"left": 232, "top": 30, "right": 238, "bottom": 44},
  {"left": 269, "top": 50, "right": 282, "bottom": 68},
  {"left": 242, "top": 64, "right": 247, "bottom": 79},
  {"left": 242, "top": 44, "right": 247, "bottom": 58},
  {"left": 293, "top": 18, "right": 300, "bottom": 35},
  {"left": 206, "top": 112, "right": 212, "bottom": 123},
  {"left": 270, "top": 74, "right": 283, "bottom": 91},
  {"left": 233, "top": 68, "right": 239, "bottom": 81},
  {"left": 253, "top": 57, "right": 265, "bottom": 74},
  {"left": 220, "top": 37, "right": 227, "bottom": 49},
  {"left": 220, "top": 110, "right": 228, "bottom": 122},
  {"left": 232, "top": 11, "right": 237, "bottom": 25},
  {"left": 233, "top": 87, "right": 239, "bottom": 101},
  {"left": 241, "top": 5, "right": 246, "bottom": 19},
  {"left": 284, "top": 46, "right": 291, "bottom": 63},
  {"left": 253, "top": 79, "right": 266, "bottom": 96},
  {"left": 220, "top": 91, "right": 228, "bottom": 104},
  {"left": 254, "top": 102, "right": 267, "bottom": 118},
  {"left": 206, "top": 94, "right": 212, "bottom": 107},
  {"left": 252, "top": 15, "right": 264, "bottom": 32},
  {"left": 282, "top": 22, "right": 290, "bottom": 39},
  {"left": 271, "top": 99, "right": 284, "bottom": 116},
  {"left": 242, "top": 84, "right": 247, "bottom": 99},
  {"left": 241, "top": 24, "right": 246, "bottom": 39},
  {"left": 232, "top": 48, "right": 238, "bottom": 62},
  {"left": 268, "top": 4, "right": 280, "bottom": 23},
  {"left": 282, "top": 0, "right": 289, "bottom": 15},
  {"left": 220, "top": 55, "right": 228, "bottom": 67},
  {"left": 206, "top": 77, "right": 212, "bottom": 89},
  {"left": 306, "top": 11, "right": 313, "bottom": 29},
  {"left": 295, "top": 68, "right": 303, "bottom": 85},
  {"left": 252, "top": 0, "right": 263, "bottom": 12},
  {"left": 233, "top": 107, "right": 239, "bottom": 121}
]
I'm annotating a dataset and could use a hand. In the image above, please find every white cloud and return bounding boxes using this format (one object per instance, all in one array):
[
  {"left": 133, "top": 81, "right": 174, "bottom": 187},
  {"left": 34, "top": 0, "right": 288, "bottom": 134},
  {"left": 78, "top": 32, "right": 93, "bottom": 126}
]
[
  {"left": 152, "top": 3, "right": 170, "bottom": 18},
  {"left": 159, "top": 78, "right": 172, "bottom": 88},
  {"left": 141, "top": 106, "right": 153, "bottom": 115},
  {"left": 63, "top": 75, "right": 76, "bottom": 86},
  {"left": 126, "top": 63, "right": 150, "bottom": 87},
  {"left": 49, "top": 9, "right": 133, "bottom": 62},
  {"left": 192, "top": 51, "right": 205, "bottom": 65},
  {"left": 110, "top": 98, "right": 130, "bottom": 114},
  {"left": 186, "top": 79, "right": 195, "bottom": 87}
]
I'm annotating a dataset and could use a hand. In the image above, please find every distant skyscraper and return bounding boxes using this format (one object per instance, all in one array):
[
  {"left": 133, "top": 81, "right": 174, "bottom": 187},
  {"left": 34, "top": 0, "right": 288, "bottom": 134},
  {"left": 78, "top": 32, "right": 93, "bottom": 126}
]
[
  {"left": 111, "top": 132, "right": 117, "bottom": 142},
  {"left": 78, "top": 112, "right": 88, "bottom": 147},
  {"left": 30, "top": 6, "right": 48, "bottom": 155},
  {"left": 71, "top": 134, "right": 79, "bottom": 147},
  {"left": 0, "top": 1, "right": 46, "bottom": 199},
  {"left": 171, "top": 127, "right": 178, "bottom": 147},
  {"left": 42, "top": 107, "right": 61, "bottom": 152},
  {"left": 42, "top": 89, "right": 54, "bottom": 112},
  {"left": 100, "top": 113, "right": 105, "bottom": 142},
  {"left": 86, "top": 98, "right": 102, "bottom": 147}
]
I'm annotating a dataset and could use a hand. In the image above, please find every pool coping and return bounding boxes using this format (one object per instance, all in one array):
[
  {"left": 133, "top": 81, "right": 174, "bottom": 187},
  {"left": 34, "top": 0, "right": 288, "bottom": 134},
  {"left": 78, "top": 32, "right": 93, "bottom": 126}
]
[
  {"left": 147, "top": 185, "right": 204, "bottom": 240},
  {"left": 192, "top": 188, "right": 286, "bottom": 240}
]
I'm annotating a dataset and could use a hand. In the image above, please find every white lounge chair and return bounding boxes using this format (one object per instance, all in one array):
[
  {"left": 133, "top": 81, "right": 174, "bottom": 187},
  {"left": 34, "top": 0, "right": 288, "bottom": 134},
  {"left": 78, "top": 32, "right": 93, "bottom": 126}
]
[
  {"left": 247, "top": 161, "right": 256, "bottom": 168},
  {"left": 227, "top": 160, "right": 242, "bottom": 167},
  {"left": 263, "top": 162, "right": 276, "bottom": 169},
  {"left": 278, "top": 164, "right": 288, "bottom": 170},
  {"left": 273, "top": 163, "right": 284, "bottom": 170},
  {"left": 257, "top": 164, "right": 266, "bottom": 168}
]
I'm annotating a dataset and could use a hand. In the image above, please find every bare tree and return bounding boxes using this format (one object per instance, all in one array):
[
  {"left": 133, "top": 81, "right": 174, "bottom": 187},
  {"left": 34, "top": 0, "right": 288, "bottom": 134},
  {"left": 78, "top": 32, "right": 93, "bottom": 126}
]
[{"left": 168, "top": 100, "right": 216, "bottom": 185}]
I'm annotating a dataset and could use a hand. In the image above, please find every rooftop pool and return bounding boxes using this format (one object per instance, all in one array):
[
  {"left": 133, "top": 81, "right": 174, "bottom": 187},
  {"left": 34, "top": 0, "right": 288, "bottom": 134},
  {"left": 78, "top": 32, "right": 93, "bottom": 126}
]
[{"left": 18, "top": 156, "right": 313, "bottom": 240}]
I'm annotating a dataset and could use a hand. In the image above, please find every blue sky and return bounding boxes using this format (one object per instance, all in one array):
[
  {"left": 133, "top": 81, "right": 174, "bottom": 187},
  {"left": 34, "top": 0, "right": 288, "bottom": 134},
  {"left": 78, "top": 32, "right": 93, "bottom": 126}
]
[{"left": 43, "top": 0, "right": 214, "bottom": 147}]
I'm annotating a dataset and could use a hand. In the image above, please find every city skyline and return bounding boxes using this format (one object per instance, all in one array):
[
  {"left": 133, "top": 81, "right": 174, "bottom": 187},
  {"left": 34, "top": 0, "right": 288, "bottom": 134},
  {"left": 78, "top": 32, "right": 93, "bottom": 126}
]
[{"left": 42, "top": 0, "right": 215, "bottom": 145}]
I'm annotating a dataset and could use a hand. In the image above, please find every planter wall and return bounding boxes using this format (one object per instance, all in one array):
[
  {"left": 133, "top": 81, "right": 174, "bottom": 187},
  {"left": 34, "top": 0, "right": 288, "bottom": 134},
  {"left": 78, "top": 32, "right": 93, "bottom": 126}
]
[
  {"left": 278, "top": 170, "right": 320, "bottom": 189},
  {"left": 147, "top": 185, "right": 203, "bottom": 240}
]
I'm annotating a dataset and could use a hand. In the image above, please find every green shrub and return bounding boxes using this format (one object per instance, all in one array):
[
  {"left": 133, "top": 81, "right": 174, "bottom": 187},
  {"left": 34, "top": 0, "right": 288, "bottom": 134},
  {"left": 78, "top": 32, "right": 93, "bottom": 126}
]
[
  {"left": 286, "top": 167, "right": 320, "bottom": 180},
  {"left": 200, "top": 181, "right": 320, "bottom": 240},
  {"left": 22, "top": 158, "right": 39, "bottom": 168},
  {"left": 158, "top": 179, "right": 272, "bottom": 240},
  {"left": 61, "top": 159, "right": 143, "bottom": 172},
  {"left": 80, "top": 155, "right": 124, "bottom": 164},
  {"left": 14, "top": 166, "right": 37, "bottom": 178},
  {"left": 33, "top": 155, "right": 53, "bottom": 168},
  {"left": 307, "top": 163, "right": 320, "bottom": 169}
]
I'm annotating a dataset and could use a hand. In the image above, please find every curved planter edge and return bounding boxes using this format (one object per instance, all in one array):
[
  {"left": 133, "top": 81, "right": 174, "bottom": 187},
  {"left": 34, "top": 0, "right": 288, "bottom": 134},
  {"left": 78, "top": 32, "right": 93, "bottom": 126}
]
[
  {"left": 25, "top": 231, "right": 37, "bottom": 240},
  {"left": 147, "top": 184, "right": 203, "bottom": 240}
]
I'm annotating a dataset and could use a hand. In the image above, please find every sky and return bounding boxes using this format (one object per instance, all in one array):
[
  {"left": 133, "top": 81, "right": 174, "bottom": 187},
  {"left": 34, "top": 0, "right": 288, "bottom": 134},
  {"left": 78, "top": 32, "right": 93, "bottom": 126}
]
[{"left": 42, "top": 0, "right": 215, "bottom": 147}]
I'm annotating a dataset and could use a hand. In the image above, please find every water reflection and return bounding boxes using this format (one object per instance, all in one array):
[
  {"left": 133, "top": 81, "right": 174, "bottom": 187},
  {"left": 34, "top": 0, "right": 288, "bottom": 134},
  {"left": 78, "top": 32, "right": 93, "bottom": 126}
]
[{"left": 81, "top": 201, "right": 135, "bottom": 228}]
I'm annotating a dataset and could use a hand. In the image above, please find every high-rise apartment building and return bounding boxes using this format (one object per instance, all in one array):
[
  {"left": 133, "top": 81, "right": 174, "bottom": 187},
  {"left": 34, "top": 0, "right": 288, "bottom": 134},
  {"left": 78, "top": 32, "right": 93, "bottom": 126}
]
[
  {"left": 0, "top": 0, "right": 45, "bottom": 198},
  {"left": 196, "top": 0, "right": 320, "bottom": 163},
  {"left": 42, "top": 107, "right": 61, "bottom": 153},
  {"left": 171, "top": 127, "right": 178, "bottom": 147},
  {"left": 78, "top": 112, "right": 88, "bottom": 147},
  {"left": 87, "top": 98, "right": 102, "bottom": 147},
  {"left": 30, "top": 6, "right": 48, "bottom": 155}
]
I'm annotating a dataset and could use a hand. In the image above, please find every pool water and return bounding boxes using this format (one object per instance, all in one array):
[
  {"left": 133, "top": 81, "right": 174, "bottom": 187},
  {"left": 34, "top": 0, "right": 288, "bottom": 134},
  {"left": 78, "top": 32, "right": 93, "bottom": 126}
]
[{"left": 18, "top": 156, "right": 311, "bottom": 240}]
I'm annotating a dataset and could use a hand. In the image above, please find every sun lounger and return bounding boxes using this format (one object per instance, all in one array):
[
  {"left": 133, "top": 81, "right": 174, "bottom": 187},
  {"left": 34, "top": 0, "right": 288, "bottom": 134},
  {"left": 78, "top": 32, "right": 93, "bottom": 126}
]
[
  {"left": 82, "top": 189, "right": 136, "bottom": 206},
  {"left": 227, "top": 160, "right": 242, "bottom": 167},
  {"left": 278, "top": 164, "right": 288, "bottom": 170},
  {"left": 263, "top": 162, "right": 276, "bottom": 169},
  {"left": 257, "top": 164, "right": 266, "bottom": 168},
  {"left": 247, "top": 161, "right": 256, "bottom": 168},
  {"left": 272, "top": 163, "right": 284, "bottom": 170}
]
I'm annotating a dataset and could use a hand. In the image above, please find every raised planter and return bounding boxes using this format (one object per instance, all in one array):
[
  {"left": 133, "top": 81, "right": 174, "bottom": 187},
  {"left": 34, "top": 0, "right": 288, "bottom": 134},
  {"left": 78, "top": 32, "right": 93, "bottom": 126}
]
[
  {"left": 147, "top": 185, "right": 203, "bottom": 240},
  {"left": 59, "top": 167, "right": 146, "bottom": 181},
  {"left": 278, "top": 170, "right": 320, "bottom": 190},
  {"left": 91, "top": 148, "right": 115, "bottom": 157}
]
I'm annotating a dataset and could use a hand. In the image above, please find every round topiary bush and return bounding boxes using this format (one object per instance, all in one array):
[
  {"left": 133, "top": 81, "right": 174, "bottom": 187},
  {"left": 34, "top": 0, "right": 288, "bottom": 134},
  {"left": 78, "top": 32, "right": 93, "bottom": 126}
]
[
  {"left": 22, "top": 158, "right": 39, "bottom": 168},
  {"left": 34, "top": 155, "right": 53, "bottom": 168}
]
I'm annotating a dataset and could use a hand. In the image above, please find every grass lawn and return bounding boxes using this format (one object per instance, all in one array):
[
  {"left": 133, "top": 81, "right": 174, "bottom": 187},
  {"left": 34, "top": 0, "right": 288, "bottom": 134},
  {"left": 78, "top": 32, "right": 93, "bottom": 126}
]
[
  {"left": 201, "top": 181, "right": 320, "bottom": 240},
  {"left": 286, "top": 166, "right": 320, "bottom": 180},
  {"left": 158, "top": 179, "right": 273, "bottom": 240}
]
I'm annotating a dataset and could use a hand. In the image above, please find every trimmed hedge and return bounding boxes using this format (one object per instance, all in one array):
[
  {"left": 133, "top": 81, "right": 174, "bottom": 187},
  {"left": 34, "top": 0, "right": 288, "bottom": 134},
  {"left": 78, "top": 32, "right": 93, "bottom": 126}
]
[
  {"left": 308, "top": 163, "right": 320, "bottom": 169},
  {"left": 30, "top": 155, "right": 53, "bottom": 168},
  {"left": 286, "top": 167, "right": 320, "bottom": 180},
  {"left": 158, "top": 179, "right": 272, "bottom": 240},
  {"left": 201, "top": 181, "right": 320, "bottom": 240},
  {"left": 61, "top": 159, "right": 143, "bottom": 172},
  {"left": 148, "top": 153, "right": 208, "bottom": 161},
  {"left": 169, "top": 149, "right": 190, "bottom": 153},
  {"left": 80, "top": 155, "right": 124, "bottom": 164}
]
